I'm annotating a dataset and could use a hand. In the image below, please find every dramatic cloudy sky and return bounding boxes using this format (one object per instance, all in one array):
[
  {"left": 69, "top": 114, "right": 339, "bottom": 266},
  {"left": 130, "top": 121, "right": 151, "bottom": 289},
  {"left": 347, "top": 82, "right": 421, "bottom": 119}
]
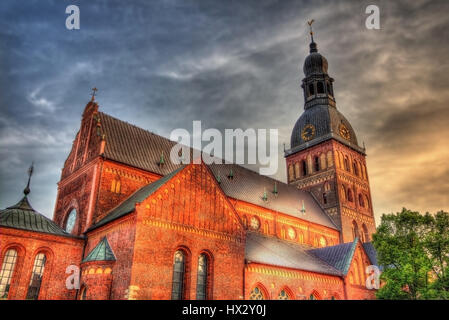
[{"left": 1, "top": 0, "right": 448, "bottom": 223}]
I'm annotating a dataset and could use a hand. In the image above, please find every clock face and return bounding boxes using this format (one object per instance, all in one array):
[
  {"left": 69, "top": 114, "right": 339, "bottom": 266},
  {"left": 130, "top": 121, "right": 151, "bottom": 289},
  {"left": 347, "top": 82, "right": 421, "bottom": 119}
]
[
  {"left": 65, "top": 209, "right": 77, "bottom": 233},
  {"left": 301, "top": 124, "right": 315, "bottom": 141},
  {"left": 250, "top": 217, "right": 260, "bottom": 230},
  {"left": 287, "top": 227, "right": 296, "bottom": 240},
  {"left": 339, "top": 124, "right": 351, "bottom": 141}
]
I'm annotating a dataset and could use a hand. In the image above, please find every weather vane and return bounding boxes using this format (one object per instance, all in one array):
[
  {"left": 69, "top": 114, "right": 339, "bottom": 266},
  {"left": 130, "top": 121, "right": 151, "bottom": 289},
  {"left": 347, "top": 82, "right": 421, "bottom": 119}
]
[
  {"left": 91, "top": 87, "right": 98, "bottom": 101},
  {"left": 307, "top": 19, "right": 315, "bottom": 42}
]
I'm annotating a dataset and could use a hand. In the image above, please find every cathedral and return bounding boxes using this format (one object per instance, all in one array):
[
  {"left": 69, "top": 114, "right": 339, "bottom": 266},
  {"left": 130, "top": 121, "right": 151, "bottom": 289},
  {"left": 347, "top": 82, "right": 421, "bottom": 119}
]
[{"left": 0, "top": 34, "right": 378, "bottom": 300}]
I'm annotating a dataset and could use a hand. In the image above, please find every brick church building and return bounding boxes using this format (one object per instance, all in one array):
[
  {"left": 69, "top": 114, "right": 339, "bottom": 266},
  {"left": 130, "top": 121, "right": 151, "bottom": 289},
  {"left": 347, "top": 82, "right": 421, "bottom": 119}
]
[{"left": 0, "top": 35, "right": 378, "bottom": 300}]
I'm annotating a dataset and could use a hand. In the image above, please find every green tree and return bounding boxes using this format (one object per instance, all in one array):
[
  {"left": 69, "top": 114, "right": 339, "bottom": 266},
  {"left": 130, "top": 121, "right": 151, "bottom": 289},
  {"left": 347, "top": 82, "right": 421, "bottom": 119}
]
[{"left": 373, "top": 208, "right": 449, "bottom": 299}]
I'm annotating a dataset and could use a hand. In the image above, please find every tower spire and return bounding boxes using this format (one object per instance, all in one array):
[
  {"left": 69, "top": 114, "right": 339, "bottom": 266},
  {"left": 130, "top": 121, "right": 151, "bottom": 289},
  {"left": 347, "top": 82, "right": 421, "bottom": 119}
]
[
  {"left": 307, "top": 19, "right": 318, "bottom": 53},
  {"left": 23, "top": 163, "right": 34, "bottom": 196},
  {"left": 91, "top": 87, "right": 98, "bottom": 101}
]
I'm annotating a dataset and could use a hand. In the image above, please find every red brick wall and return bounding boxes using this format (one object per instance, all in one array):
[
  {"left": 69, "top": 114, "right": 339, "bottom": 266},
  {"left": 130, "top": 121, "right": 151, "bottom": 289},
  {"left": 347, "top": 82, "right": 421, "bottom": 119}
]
[
  {"left": 129, "top": 163, "right": 245, "bottom": 300},
  {"left": 245, "top": 263, "right": 345, "bottom": 300},
  {"left": 84, "top": 214, "right": 137, "bottom": 300},
  {"left": 344, "top": 242, "right": 376, "bottom": 299},
  {"left": 233, "top": 200, "right": 340, "bottom": 247},
  {"left": 94, "top": 160, "right": 161, "bottom": 224},
  {"left": 286, "top": 139, "right": 376, "bottom": 243},
  {"left": 0, "top": 228, "right": 84, "bottom": 300},
  {"left": 80, "top": 261, "right": 114, "bottom": 300}
]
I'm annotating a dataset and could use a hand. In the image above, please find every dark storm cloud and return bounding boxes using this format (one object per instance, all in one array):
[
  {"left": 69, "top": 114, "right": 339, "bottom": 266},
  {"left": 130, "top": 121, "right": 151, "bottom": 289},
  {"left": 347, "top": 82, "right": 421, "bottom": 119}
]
[{"left": 0, "top": 0, "right": 448, "bottom": 222}]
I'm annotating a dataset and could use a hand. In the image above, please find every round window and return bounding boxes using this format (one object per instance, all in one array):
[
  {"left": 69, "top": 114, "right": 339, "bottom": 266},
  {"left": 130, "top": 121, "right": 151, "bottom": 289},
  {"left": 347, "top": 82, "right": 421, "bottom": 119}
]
[{"left": 65, "top": 209, "right": 77, "bottom": 233}]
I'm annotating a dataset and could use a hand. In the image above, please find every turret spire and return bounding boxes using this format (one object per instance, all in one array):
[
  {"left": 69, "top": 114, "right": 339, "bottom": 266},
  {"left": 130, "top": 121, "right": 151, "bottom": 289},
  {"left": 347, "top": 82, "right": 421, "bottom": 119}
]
[{"left": 23, "top": 163, "right": 34, "bottom": 196}]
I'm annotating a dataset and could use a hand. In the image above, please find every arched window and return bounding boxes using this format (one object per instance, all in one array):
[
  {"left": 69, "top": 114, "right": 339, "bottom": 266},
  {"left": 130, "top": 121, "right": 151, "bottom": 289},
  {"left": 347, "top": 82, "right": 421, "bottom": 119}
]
[
  {"left": 111, "top": 176, "right": 121, "bottom": 194},
  {"left": 324, "top": 182, "right": 331, "bottom": 192},
  {"left": 0, "top": 249, "right": 18, "bottom": 299},
  {"left": 196, "top": 253, "right": 210, "bottom": 300},
  {"left": 294, "top": 162, "right": 300, "bottom": 179},
  {"left": 344, "top": 157, "right": 350, "bottom": 171},
  {"left": 353, "top": 162, "right": 358, "bottom": 176},
  {"left": 340, "top": 185, "right": 346, "bottom": 201},
  {"left": 352, "top": 221, "right": 359, "bottom": 240},
  {"left": 365, "top": 195, "right": 370, "bottom": 209},
  {"left": 26, "top": 253, "right": 47, "bottom": 300},
  {"left": 358, "top": 194, "right": 365, "bottom": 208},
  {"left": 65, "top": 208, "right": 77, "bottom": 233},
  {"left": 347, "top": 189, "right": 353, "bottom": 202},
  {"left": 362, "top": 224, "right": 370, "bottom": 242},
  {"left": 249, "top": 286, "right": 265, "bottom": 300},
  {"left": 322, "top": 193, "right": 327, "bottom": 204},
  {"left": 317, "top": 82, "right": 325, "bottom": 94},
  {"left": 171, "top": 250, "right": 186, "bottom": 300},
  {"left": 278, "top": 289, "right": 291, "bottom": 300},
  {"left": 308, "top": 83, "right": 315, "bottom": 96},
  {"left": 288, "top": 164, "right": 294, "bottom": 182},
  {"left": 314, "top": 156, "right": 320, "bottom": 172},
  {"left": 301, "top": 160, "right": 307, "bottom": 176}
]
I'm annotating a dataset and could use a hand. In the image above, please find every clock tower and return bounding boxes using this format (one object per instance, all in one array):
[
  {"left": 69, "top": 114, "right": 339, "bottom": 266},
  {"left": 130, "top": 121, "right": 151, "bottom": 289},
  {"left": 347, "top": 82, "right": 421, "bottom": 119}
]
[{"left": 285, "top": 33, "right": 376, "bottom": 243}]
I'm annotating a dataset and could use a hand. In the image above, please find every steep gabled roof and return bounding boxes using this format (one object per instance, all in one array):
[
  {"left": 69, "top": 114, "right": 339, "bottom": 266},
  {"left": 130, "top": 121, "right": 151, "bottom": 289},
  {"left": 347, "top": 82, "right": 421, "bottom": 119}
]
[
  {"left": 209, "top": 163, "right": 338, "bottom": 230},
  {"left": 95, "top": 111, "right": 337, "bottom": 230},
  {"left": 88, "top": 166, "right": 185, "bottom": 231},
  {"left": 245, "top": 232, "right": 343, "bottom": 276},
  {"left": 99, "top": 112, "right": 182, "bottom": 175},
  {"left": 308, "top": 238, "right": 359, "bottom": 274},
  {"left": 82, "top": 236, "right": 116, "bottom": 263},
  {"left": 0, "top": 196, "right": 72, "bottom": 237}
]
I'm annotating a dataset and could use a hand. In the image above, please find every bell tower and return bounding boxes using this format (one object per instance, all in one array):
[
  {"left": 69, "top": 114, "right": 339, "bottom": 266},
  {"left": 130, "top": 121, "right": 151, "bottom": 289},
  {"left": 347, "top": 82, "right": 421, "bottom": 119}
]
[{"left": 285, "top": 24, "right": 376, "bottom": 243}]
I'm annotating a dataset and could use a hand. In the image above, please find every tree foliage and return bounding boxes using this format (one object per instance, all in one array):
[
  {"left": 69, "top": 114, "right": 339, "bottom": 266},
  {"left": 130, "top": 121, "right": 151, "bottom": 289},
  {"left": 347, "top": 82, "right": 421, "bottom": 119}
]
[{"left": 372, "top": 208, "right": 449, "bottom": 299}]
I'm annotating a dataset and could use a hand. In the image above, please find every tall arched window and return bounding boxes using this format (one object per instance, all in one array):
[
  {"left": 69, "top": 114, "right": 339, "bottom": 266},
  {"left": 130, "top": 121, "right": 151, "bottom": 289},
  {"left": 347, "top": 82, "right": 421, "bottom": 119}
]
[
  {"left": 353, "top": 162, "right": 359, "bottom": 176},
  {"left": 111, "top": 176, "right": 121, "bottom": 194},
  {"left": 352, "top": 221, "right": 359, "bottom": 240},
  {"left": 362, "top": 224, "right": 370, "bottom": 242},
  {"left": 301, "top": 160, "right": 307, "bottom": 176},
  {"left": 308, "top": 83, "right": 315, "bottom": 96},
  {"left": 324, "top": 182, "right": 331, "bottom": 192},
  {"left": 171, "top": 250, "right": 186, "bottom": 300},
  {"left": 196, "top": 253, "right": 210, "bottom": 300},
  {"left": 249, "top": 286, "right": 265, "bottom": 300},
  {"left": 65, "top": 208, "right": 77, "bottom": 234},
  {"left": 314, "top": 156, "right": 320, "bottom": 172},
  {"left": 26, "top": 253, "right": 47, "bottom": 300},
  {"left": 365, "top": 195, "right": 370, "bottom": 209},
  {"left": 347, "top": 189, "right": 354, "bottom": 202},
  {"left": 322, "top": 193, "right": 327, "bottom": 204},
  {"left": 317, "top": 82, "right": 325, "bottom": 94},
  {"left": 344, "top": 157, "right": 350, "bottom": 171},
  {"left": 340, "top": 185, "right": 346, "bottom": 201},
  {"left": 359, "top": 194, "right": 365, "bottom": 208},
  {"left": 288, "top": 164, "right": 294, "bottom": 182},
  {"left": 0, "top": 249, "right": 18, "bottom": 299}
]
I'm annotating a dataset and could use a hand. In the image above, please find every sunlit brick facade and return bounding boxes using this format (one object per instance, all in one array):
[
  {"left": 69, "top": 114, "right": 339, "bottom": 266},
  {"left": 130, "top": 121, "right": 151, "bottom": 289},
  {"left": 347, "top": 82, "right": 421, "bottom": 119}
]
[{"left": 0, "top": 36, "right": 378, "bottom": 300}]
